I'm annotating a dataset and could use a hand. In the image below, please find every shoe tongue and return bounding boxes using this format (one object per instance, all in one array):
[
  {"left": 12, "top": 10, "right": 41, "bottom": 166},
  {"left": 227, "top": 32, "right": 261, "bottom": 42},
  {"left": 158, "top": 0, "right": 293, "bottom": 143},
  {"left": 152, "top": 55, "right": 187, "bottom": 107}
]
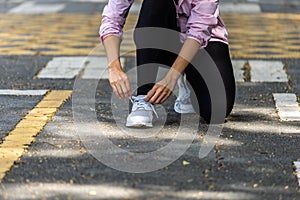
[
  {"left": 133, "top": 95, "right": 146, "bottom": 103},
  {"left": 131, "top": 95, "right": 152, "bottom": 110},
  {"left": 136, "top": 95, "right": 146, "bottom": 99}
]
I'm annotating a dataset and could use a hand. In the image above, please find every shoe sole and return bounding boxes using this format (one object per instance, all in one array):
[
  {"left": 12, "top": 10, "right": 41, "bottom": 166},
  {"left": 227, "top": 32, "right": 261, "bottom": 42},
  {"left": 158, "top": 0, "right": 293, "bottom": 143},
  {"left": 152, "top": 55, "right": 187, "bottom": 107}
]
[
  {"left": 126, "top": 121, "right": 153, "bottom": 128},
  {"left": 174, "top": 105, "right": 196, "bottom": 114}
]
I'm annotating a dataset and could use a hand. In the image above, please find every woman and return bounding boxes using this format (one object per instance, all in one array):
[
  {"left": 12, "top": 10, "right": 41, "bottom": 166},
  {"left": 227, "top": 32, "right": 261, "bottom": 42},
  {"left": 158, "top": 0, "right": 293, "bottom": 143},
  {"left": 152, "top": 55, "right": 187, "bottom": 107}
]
[{"left": 99, "top": 0, "right": 236, "bottom": 127}]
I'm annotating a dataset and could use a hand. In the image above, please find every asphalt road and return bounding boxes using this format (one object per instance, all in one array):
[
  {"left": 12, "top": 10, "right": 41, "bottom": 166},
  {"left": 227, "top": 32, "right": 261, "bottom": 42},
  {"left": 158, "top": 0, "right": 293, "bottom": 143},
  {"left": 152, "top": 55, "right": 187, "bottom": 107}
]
[{"left": 0, "top": 0, "right": 300, "bottom": 199}]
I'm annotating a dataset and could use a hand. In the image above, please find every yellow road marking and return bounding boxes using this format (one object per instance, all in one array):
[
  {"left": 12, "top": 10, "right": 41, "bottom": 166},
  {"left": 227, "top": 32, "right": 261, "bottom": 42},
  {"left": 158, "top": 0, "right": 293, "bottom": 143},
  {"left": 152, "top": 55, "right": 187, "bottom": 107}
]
[
  {"left": 0, "top": 13, "right": 299, "bottom": 58},
  {"left": 0, "top": 90, "right": 72, "bottom": 182}
]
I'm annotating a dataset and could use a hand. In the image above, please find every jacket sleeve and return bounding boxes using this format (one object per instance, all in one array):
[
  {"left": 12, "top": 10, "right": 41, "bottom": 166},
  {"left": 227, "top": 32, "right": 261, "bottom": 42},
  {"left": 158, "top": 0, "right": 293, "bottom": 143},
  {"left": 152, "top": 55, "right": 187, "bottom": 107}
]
[
  {"left": 186, "top": 0, "right": 219, "bottom": 48},
  {"left": 99, "top": 0, "right": 134, "bottom": 43}
]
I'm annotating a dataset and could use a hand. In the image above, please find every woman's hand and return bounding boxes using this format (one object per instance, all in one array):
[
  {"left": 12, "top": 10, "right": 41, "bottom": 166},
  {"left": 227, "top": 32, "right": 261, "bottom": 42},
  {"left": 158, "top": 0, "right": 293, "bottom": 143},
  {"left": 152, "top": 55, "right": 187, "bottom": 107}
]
[
  {"left": 144, "top": 68, "right": 181, "bottom": 104},
  {"left": 102, "top": 35, "right": 131, "bottom": 99},
  {"left": 144, "top": 38, "right": 200, "bottom": 104},
  {"left": 108, "top": 60, "right": 132, "bottom": 99}
]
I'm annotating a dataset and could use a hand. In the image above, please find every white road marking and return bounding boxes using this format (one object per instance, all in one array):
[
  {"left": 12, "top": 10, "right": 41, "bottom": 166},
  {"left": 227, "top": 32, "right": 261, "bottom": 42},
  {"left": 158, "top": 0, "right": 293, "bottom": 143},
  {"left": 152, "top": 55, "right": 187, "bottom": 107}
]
[
  {"left": 81, "top": 57, "right": 125, "bottom": 79},
  {"left": 9, "top": 1, "right": 65, "bottom": 14},
  {"left": 293, "top": 161, "right": 300, "bottom": 188},
  {"left": 226, "top": 60, "right": 288, "bottom": 83},
  {"left": 273, "top": 93, "right": 300, "bottom": 121},
  {"left": 38, "top": 56, "right": 125, "bottom": 79},
  {"left": 249, "top": 60, "right": 288, "bottom": 82},
  {"left": 0, "top": 90, "right": 48, "bottom": 96},
  {"left": 38, "top": 57, "right": 85, "bottom": 79},
  {"left": 220, "top": 3, "right": 261, "bottom": 13},
  {"left": 38, "top": 58, "right": 288, "bottom": 84},
  {"left": 220, "top": 2, "right": 261, "bottom": 13},
  {"left": 232, "top": 60, "right": 245, "bottom": 82},
  {"left": 81, "top": 57, "right": 108, "bottom": 79}
]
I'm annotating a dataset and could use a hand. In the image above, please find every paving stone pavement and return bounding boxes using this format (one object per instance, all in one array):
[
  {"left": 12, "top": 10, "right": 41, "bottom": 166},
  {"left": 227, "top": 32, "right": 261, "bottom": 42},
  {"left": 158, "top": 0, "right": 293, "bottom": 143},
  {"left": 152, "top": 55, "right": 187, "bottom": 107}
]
[{"left": 0, "top": 0, "right": 300, "bottom": 199}]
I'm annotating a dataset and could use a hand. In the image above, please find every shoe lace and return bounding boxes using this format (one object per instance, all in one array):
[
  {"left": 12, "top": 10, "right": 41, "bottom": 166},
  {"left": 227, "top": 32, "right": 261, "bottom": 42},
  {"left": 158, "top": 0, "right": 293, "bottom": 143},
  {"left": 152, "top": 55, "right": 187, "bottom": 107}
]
[{"left": 129, "top": 96, "right": 158, "bottom": 118}]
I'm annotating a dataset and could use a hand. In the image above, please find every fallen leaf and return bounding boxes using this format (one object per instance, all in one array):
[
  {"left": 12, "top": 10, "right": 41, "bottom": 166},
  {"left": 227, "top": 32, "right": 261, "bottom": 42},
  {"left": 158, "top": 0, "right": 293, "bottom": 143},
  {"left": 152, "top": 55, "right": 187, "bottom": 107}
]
[{"left": 182, "top": 160, "right": 190, "bottom": 166}]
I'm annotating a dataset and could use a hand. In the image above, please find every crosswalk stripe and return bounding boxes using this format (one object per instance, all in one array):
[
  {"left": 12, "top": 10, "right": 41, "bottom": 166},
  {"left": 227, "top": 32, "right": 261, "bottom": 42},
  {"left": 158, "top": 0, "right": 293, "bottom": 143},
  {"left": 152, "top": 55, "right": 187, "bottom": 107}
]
[
  {"left": 232, "top": 60, "right": 246, "bottom": 82},
  {"left": 0, "top": 90, "right": 48, "bottom": 96},
  {"left": 0, "top": 90, "right": 72, "bottom": 182},
  {"left": 37, "top": 58, "right": 288, "bottom": 83},
  {"left": 38, "top": 56, "right": 125, "bottom": 79},
  {"left": 80, "top": 57, "right": 109, "bottom": 79},
  {"left": 249, "top": 60, "right": 288, "bottom": 82},
  {"left": 220, "top": 3, "right": 261, "bottom": 13},
  {"left": 273, "top": 93, "right": 300, "bottom": 121},
  {"left": 37, "top": 57, "right": 85, "bottom": 79},
  {"left": 232, "top": 60, "right": 288, "bottom": 83},
  {"left": 8, "top": 1, "right": 65, "bottom": 14}
]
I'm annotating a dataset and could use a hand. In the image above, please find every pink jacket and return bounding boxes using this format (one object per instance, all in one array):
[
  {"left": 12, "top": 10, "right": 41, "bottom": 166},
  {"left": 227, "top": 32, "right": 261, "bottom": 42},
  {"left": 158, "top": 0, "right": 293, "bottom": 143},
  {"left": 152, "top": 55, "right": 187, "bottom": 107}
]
[{"left": 99, "top": 0, "right": 228, "bottom": 48}]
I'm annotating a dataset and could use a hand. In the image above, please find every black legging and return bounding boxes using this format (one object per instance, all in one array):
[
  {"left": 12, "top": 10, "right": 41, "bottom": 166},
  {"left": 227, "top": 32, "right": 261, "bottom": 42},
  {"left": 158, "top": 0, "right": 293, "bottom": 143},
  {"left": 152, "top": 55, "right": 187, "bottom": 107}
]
[{"left": 134, "top": 0, "right": 236, "bottom": 123}]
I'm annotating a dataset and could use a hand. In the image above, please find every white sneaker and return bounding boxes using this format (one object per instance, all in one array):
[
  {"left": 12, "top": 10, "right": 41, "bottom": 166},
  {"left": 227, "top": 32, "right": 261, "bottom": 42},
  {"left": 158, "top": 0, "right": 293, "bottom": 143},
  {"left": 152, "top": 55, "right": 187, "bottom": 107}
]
[
  {"left": 174, "top": 74, "right": 196, "bottom": 114},
  {"left": 126, "top": 95, "right": 158, "bottom": 128}
]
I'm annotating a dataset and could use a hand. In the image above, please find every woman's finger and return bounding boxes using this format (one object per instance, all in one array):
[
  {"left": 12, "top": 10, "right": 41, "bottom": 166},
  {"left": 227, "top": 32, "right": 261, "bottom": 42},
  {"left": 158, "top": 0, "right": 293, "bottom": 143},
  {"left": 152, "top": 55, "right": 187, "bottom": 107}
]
[
  {"left": 155, "top": 90, "right": 168, "bottom": 104},
  {"left": 114, "top": 83, "right": 124, "bottom": 99},
  {"left": 149, "top": 87, "right": 164, "bottom": 104},
  {"left": 111, "top": 84, "right": 121, "bottom": 98},
  {"left": 160, "top": 91, "right": 171, "bottom": 104},
  {"left": 123, "top": 78, "right": 132, "bottom": 97},
  {"left": 145, "top": 85, "right": 157, "bottom": 102},
  {"left": 119, "top": 81, "right": 130, "bottom": 99}
]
